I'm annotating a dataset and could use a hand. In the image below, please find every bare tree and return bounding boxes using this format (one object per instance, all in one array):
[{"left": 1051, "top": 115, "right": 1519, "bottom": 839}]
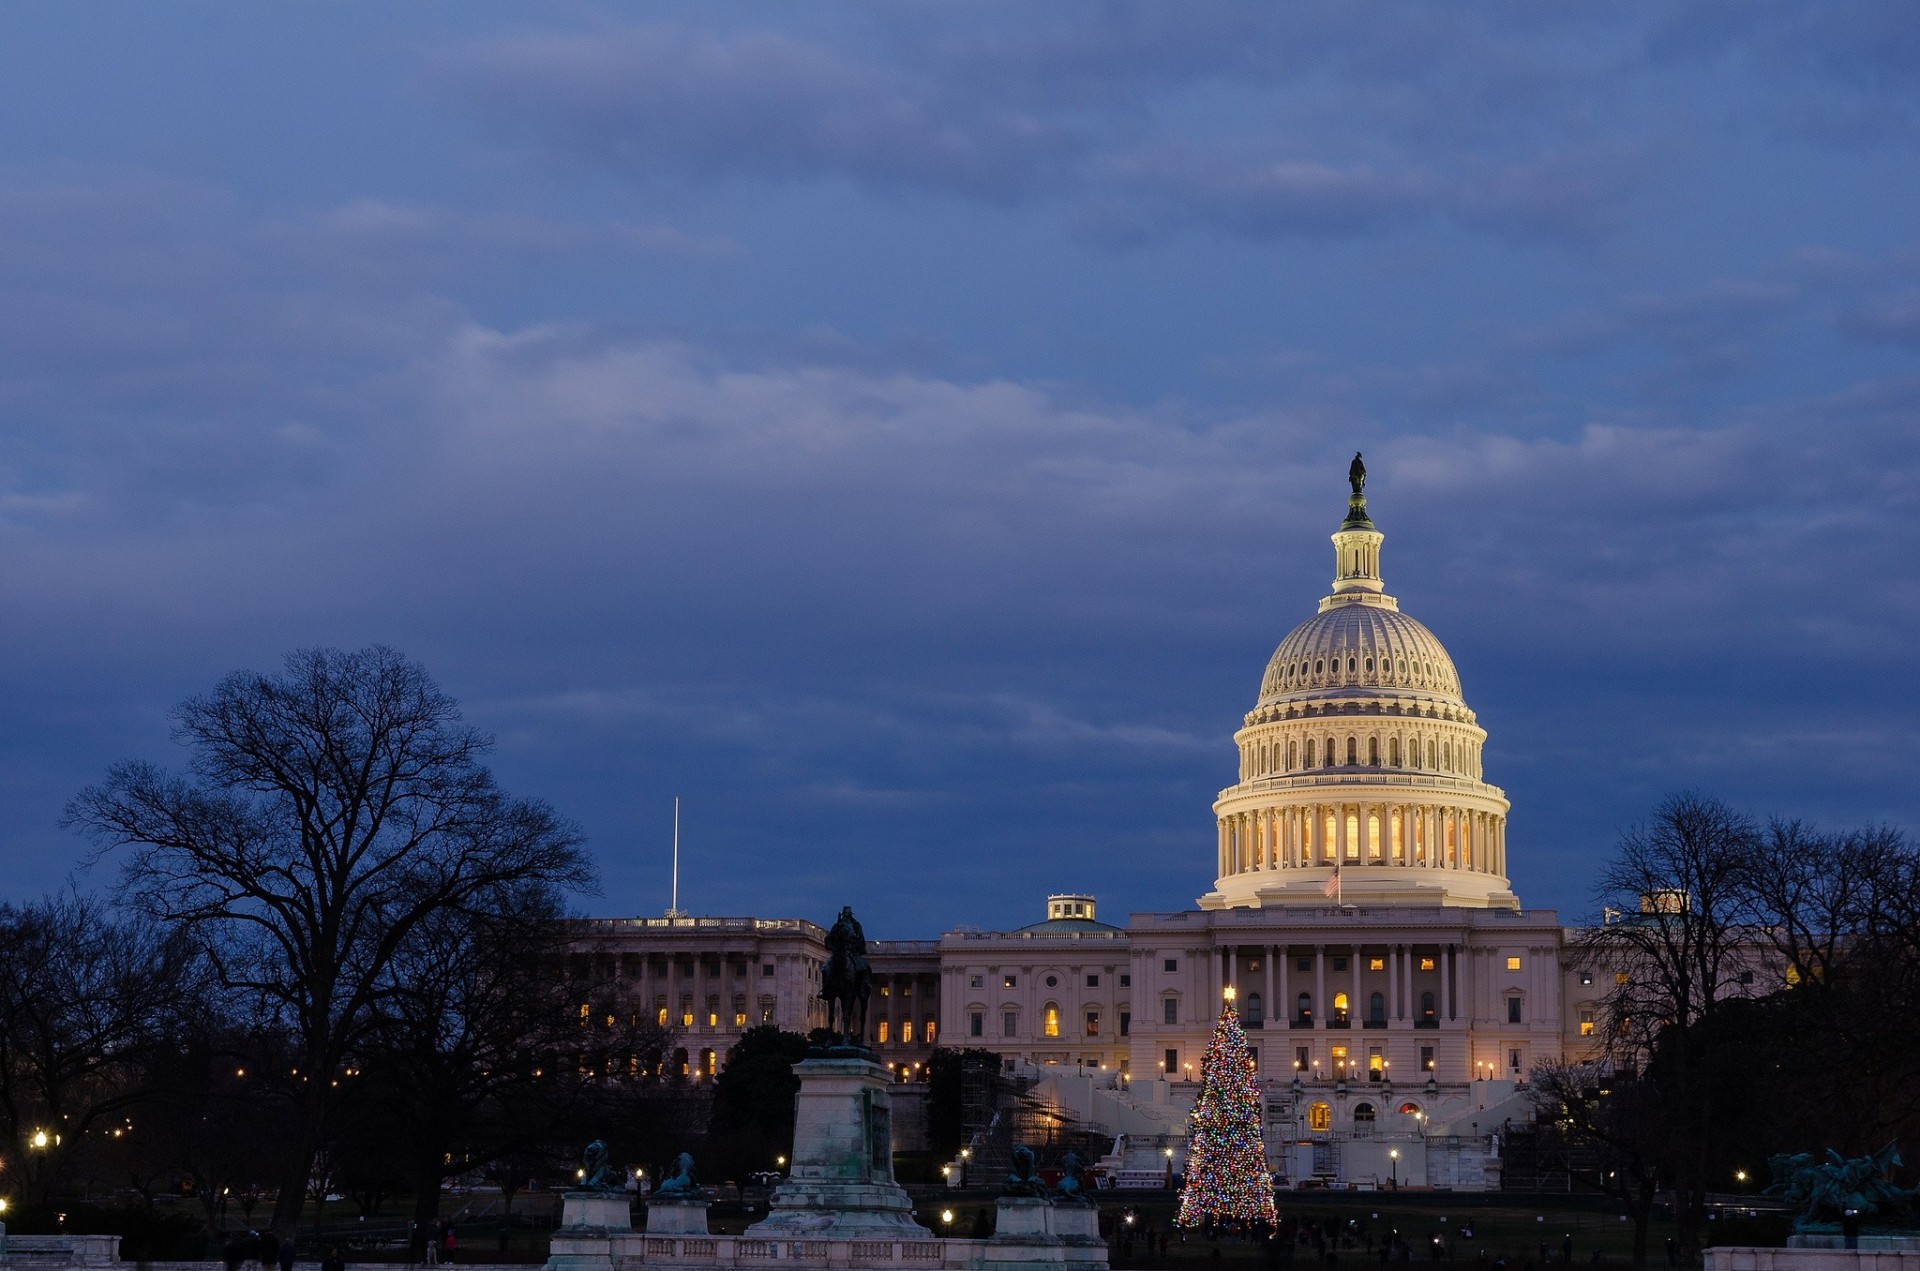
[
  {"left": 0, "top": 892, "right": 201, "bottom": 1207},
  {"left": 1571, "top": 792, "right": 1759, "bottom": 1267},
  {"left": 1531, "top": 1061, "right": 1666, "bottom": 1271},
  {"left": 65, "top": 646, "right": 594, "bottom": 1234}
]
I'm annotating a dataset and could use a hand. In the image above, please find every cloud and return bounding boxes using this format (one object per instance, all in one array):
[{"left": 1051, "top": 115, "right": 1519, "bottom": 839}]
[{"left": 432, "top": 11, "right": 1669, "bottom": 245}]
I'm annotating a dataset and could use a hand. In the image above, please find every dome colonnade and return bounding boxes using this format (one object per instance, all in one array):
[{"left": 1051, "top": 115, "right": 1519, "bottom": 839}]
[{"left": 1201, "top": 461, "right": 1517, "bottom": 911}]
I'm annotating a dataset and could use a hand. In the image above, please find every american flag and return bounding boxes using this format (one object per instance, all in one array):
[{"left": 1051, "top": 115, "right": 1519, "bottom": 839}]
[{"left": 1323, "top": 863, "right": 1341, "bottom": 899}]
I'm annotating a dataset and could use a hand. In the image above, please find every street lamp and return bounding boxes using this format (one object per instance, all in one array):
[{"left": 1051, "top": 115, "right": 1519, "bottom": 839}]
[
  {"left": 30, "top": 1130, "right": 48, "bottom": 1150},
  {"left": 940, "top": 1209, "right": 954, "bottom": 1228},
  {"left": 1389, "top": 1148, "right": 1400, "bottom": 1189}
]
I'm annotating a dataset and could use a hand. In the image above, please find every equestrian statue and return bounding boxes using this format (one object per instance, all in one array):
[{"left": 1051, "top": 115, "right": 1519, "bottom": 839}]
[{"left": 820, "top": 905, "right": 874, "bottom": 1048}]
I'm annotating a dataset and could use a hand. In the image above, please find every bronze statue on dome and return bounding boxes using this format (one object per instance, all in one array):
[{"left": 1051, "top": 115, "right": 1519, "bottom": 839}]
[{"left": 1349, "top": 452, "right": 1367, "bottom": 496}]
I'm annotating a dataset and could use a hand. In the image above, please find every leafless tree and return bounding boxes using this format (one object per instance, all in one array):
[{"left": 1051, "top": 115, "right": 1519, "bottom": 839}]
[
  {"left": 1570, "top": 792, "right": 1760, "bottom": 1266},
  {"left": 65, "top": 646, "right": 594, "bottom": 1234},
  {"left": 0, "top": 892, "right": 202, "bottom": 1206}
]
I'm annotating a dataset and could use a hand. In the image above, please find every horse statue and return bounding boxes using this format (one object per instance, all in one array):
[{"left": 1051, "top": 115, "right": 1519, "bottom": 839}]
[{"left": 820, "top": 906, "right": 874, "bottom": 1047}]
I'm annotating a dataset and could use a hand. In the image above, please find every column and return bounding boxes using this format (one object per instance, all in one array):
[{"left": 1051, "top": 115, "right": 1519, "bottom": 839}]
[
  {"left": 1441, "top": 944, "right": 1454, "bottom": 1022},
  {"left": 1209, "top": 943, "right": 1222, "bottom": 1010},
  {"left": 1217, "top": 819, "right": 1228, "bottom": 876},
  {"left": 1314, "top": 944, "right": 1326, "bottom": 1028},
  {"left": 1336, "top": 805, "right": 1349, "bottom": 863},
  {"left": 1351, "top": 945, "right": 1363, "bottom": 1022},
  {"left": 1388, "top": 942, "right": 1399, "bottom": 1025},
  {"left": 1263, "top": 944, "right": 1276, "bottom": 1026},
  {"left": 1277, "top": 945, "right": 1289, "bottom": 1029}
]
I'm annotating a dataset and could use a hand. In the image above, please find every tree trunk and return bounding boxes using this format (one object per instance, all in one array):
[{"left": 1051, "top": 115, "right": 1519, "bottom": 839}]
[
  {"left": 411, "top": 1157, "right": 445, "bottom": 1264},
  {"left": 271, "top": 1080, "right": 329, "bottom": 1236}
]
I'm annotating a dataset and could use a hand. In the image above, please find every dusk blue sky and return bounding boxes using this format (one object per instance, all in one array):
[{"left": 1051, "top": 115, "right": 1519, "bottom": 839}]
[{"left": 2, "top": 3, "right": 1917, "bottom": 936}]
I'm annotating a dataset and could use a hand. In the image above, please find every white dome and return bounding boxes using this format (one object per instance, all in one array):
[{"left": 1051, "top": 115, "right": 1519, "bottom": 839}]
[{"left": 1258, "top": 604, "right": 1463, "bottom": 707}]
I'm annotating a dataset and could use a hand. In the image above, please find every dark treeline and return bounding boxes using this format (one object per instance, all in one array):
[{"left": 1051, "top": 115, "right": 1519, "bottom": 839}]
[
  {"left": 0, "top": 647, "right": 699, "bottom": 1254},
  {"left": 1534, "top": 793, "right": 1920, "bottom": 1270}
]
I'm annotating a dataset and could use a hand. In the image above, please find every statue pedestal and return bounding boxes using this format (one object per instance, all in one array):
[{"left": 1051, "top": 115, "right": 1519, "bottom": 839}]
[
  {"left": 645, "top": 1198, "right": 711, "bottom": 1234},
  {"left": 986, "top": 1198, "right": 1107, "bottom": 1271},
  {"left": 545, "top": 1192, "right": 639, "bottom": 1271},
  {"left": 744, "top": 1057, "right": 929, "bottom": 1239}
]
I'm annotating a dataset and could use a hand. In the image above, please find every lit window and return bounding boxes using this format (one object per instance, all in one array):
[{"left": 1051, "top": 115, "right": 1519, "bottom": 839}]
[
  {"left": 902, "top": 1020, "right": 913, "bottom": 1043},
  {"left": 1615, "top": 971, "right": 1629, "bottom": 986},
  {"left": 1579, "top": 972, "right": 1593, "bottom": 986},
  {"left": 1420, "top": 956, "right": 1435, "bottom": 972},
  {"left": 1003, "top": 974, "right": 1017, "bottom": 988},
  {"left": 925, "top": 1019, "right": 936, "bottom": 1043},
  {"left": 1578, "top": 1009, "right": 1595, "bottom": 1037},
  {"left": 878, "top": 1020, "right": 890, "bottom": 1044},
  {"left": 1369, "top": 958, "right": 1385, "bottom": 972},
  {"left": 1506, "top": 956, "right": 1522, "bottom": 971},
  {"left": 579, "top": 1003, "right": 590, "bottom": 1021},
  {"left": 734, "top": 1010, "right": 747, "bottom": 1027},
  {"left": 1085, "top": 1011, "right": 1100, "bottom": 1037},
  {"left": 1308, "top": 1101, "right": 1332, "bottom": 1131}
]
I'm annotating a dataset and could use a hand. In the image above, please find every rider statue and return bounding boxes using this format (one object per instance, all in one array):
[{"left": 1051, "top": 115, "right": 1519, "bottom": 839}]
[{"left": 820, "top": 906, "right": 874, "bottom": 1048}]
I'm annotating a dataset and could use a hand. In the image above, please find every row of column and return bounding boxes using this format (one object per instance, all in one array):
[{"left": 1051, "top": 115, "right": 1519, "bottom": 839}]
[
  {"left": 1205, "top": 942, "right": 1460, "bottom": 1025},
  {"left": 1216, "top": 802, "right": 1505, "bottom": 878}
]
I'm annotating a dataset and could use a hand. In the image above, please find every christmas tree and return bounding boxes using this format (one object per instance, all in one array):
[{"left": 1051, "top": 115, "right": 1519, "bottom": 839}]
[{"left": 1175, "top": 991, "right": 1278, "bottom": 1229}]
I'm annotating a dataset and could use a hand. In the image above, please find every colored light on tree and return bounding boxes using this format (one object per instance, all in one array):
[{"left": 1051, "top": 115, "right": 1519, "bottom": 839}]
[{"left": 1176, "top": 996, "right": 1277, "bottom": 1228}]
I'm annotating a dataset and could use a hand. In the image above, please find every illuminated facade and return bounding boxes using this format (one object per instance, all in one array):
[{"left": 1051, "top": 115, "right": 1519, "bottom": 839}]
[{"left": 570, "top": 465, "right": 1616, "bottom": 1185}]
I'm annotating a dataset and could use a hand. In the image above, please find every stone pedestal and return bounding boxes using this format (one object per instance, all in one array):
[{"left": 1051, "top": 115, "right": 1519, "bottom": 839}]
[
  {"left": 545, "top": 1192, "right": 640, "bottom": 1271},
  {"left": 745, "top": 1056, "right": 929, "bottom": 1239},
  {"left": 985, "top": 1198, "right": 1107, "bottom": 1271},
  {"left": 644, "top": 1197, "right": 711, "bottom": 1234}
]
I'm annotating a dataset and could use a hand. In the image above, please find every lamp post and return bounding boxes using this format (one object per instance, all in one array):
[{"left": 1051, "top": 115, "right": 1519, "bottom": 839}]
[
  {"left": 960, "top": 1147, "right": 971, "bottom": 1187},
  {"left": 1389, "top": 1149, "right": 1400, "bottom": 1190}
]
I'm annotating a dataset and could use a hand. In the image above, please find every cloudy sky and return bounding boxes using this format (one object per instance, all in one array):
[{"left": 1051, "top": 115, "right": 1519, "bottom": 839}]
[{"left": 1, "top": 2, "right": 1916, "bottom": 936}]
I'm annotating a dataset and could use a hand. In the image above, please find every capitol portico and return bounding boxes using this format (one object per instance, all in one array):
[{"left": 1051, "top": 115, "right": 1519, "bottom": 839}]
[{"left": 572, "top": 459, "right": 1611, "bottom": 1188}]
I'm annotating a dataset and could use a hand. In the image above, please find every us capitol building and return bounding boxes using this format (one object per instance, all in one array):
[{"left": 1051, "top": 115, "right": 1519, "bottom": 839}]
[{"left": 572, "top": 461, "right": 1600, "bottom": 1189}]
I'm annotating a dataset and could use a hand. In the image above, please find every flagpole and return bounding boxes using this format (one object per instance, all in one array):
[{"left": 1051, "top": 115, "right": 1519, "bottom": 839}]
[{"left": 669, "top": 796, "right": 682, "bottom": 918}]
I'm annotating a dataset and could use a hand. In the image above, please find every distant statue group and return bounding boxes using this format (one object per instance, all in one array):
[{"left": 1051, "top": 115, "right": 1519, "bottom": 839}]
[
  {"left": 1002, "top": 1144, "right": 1091, "bottom": 1205},
  {"left": 1768, "top": 1144, "right": 1916, "bottom": 1230}
]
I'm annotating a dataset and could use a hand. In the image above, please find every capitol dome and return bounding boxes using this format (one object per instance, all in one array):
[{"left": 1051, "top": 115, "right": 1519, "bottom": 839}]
[{"left": 1200, "top": 457, "right": 1517, "bottom": 912}]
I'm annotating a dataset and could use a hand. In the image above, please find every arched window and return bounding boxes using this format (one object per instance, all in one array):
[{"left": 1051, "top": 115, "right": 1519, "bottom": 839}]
[
  {"left": 1346, "top": 656, "right": 1356, "bottom": 673},
  {"left": 1245, "top": 992, "right": 1264, "bottom": 1026},
  {"left": 1398, "top": 1101, "right": 1422, "bottom": 1116},
  {"left": 1444, "top": 740, "right": 1453, "bottom": 770},
  {"left": 1364, "top": 656, "right": 1374, "bottom": 674},
  {"left": 877, "top": 1020, "right": 890, "bottom": 1043},
  {"left": 1352, "top": 1102, "right": 1376, "bottom": 1123},
  {"left": 1315, "top": 659, "right": 1325, "bottom": 675},
  {"left": 1389, "top": 737, "right": 1401, "bottom": 767},
  {"left": 699, "top": 1048, "right": 716, "bottom": 1078},
  {"left": 1288, "top": 741, "right": 1298, "bottom": 770},
  {"left": 1308, "top": 1101, "right": 1332, "bottom": 1132},
  {"left": 1325, "top": 737, "right": 1337, "bottom": 768},
  {"left": 1346, "top": 736, "right": 1358, "bottom": 765},
  {"left": 1044, "top": 1003, "right": 1061, "bottom": 1038},
  {"left": 1305, "top": 738, "right": 1316, "bottom": 767},
  {"left": 1296, "top": 992, "right": 1312, "bottom": 1024},
  {"left": 1332, "top": 992, "right": 1350, "bottom": 1025},
  {"left": 733, "top": 994, "right": 747, "bottom": 1027},
  {"left": 1369, "top": 992, "right": 1385, "bottom": 1025},
  {"left": 1420, "top": 991, "right": 1436, "bottom": 1021},
  {"left": 1368, "top": 736, "right": 1379, "bottom": 765}
]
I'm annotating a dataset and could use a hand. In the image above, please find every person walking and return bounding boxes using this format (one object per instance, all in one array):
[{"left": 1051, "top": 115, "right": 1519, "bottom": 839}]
[{"left": 280, "top": 1237, "right": 297, "bottom": 1271}]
